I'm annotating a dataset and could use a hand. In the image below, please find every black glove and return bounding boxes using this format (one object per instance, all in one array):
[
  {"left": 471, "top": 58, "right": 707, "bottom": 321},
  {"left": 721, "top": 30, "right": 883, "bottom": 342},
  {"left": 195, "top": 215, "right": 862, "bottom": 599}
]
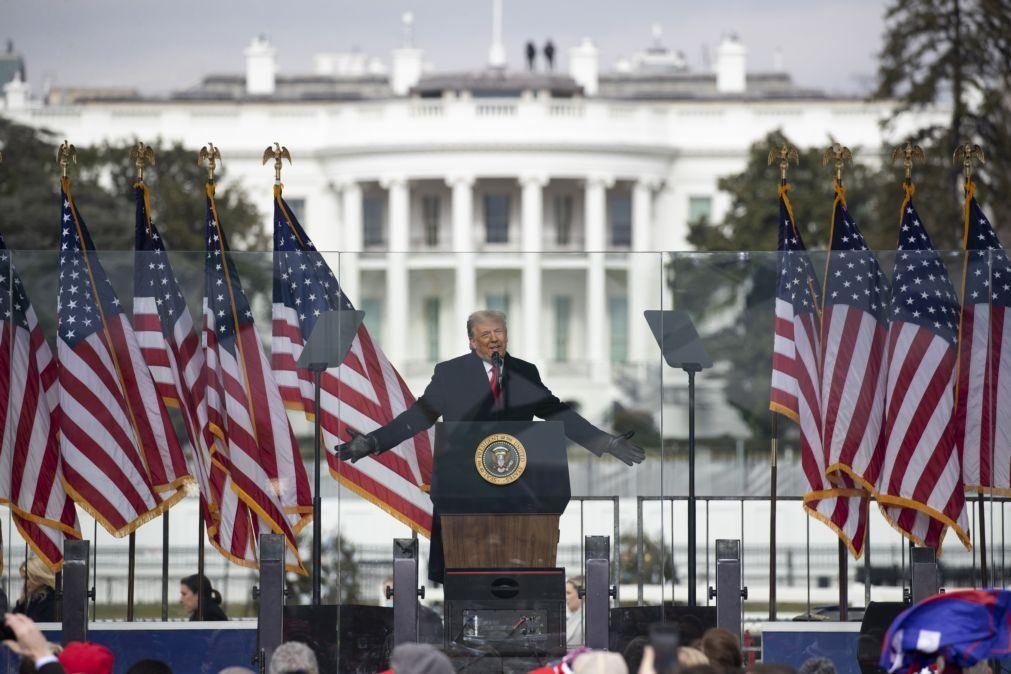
[
  {"left": 605, "top": 430, "right": 645, "bottom": 466},
  {"left": 336, "top": 430, "right": 380, "bottom": 464}
]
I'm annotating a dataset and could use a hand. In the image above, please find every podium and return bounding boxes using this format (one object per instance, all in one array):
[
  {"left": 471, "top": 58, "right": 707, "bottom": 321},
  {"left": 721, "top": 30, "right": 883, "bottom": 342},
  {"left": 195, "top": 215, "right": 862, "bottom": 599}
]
[
  {"left": 433, "top": 420, "right": 569, "bottom": 569},
  {"left": 432, "top": 421, "right": 569, "bottom": 659}
]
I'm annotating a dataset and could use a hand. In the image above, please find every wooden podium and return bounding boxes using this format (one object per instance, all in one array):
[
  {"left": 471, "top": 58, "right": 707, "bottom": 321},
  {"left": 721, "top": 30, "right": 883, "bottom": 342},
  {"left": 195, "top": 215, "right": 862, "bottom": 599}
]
[{"left": 431, "top": 421, "right": 569, "bottom": 570}]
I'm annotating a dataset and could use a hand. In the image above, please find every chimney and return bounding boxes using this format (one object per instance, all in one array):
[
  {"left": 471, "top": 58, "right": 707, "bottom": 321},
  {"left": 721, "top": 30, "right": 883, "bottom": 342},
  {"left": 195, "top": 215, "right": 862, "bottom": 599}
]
[
  {"left": 392, "top": 11, "right": 423, "bottom": 95},
  {"left": 488, "top": 0, "right": 506, "bottom": 69},
  {"left": 715, "top": 33, "right": 746, "bottom": 94},
  {"left": 4, "top": 71, "right": 29, "bottom": 110},
  {"left": 569, "top": 38, "right": 598, "bottom": 96},
  {"left": 244, "top": 35, "right": 276, "bottom": 96}
]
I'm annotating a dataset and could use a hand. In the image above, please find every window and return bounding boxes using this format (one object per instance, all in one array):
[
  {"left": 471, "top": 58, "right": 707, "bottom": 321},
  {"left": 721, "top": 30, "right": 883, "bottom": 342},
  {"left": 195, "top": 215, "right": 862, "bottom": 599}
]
[
  {"left": 553, "top": 296, "right": 571, "bottom": 362},
  {"left": 361, "top": 298, "right": 383, "bottom": 345},
  {"left": 554, "top": 194, "right": 574, "bottom": 246},
  {"left": 422, "top": 195, "right": 441, "bottom": 247},
  {"left": 608, "top": 297, "right": 628, "bottom": 363},
  {"left": 688, "top": 196, "right": 713, "bottom": 226},
  {"left": 424, "top": 297, "right": 440, "bottom": 361},
  {"left": 363, "top": 195, "right": 385, "bottom": 247},
  {"left": 484, "top": 194, "right": 510, "bottom": 244},
  {"left": 285, "top": 197, "right": 306, "bottom": 224},
  {"left": 609, "top": 192, "right": 632, "bottom": 246},
  {"left": 486, "top": 293, "right": 510, "bottom": 315}
]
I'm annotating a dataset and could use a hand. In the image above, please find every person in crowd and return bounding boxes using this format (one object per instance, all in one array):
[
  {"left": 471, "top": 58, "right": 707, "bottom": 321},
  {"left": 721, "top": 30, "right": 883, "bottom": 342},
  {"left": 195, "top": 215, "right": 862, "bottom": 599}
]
[
  {"left": 3, "top": 613, "right": 65, "bottom": 674},
  {"left": 337, "top": 310, "right": 644, "bottom": 584},
  {"left": 125, "top": 659, "right": 173, "bottom": 674},
  {"left": 622, "top": 636, "right": 650, "bottom": 674},
  {"left": 58, "top": 642, "right": 114, "bottom": 674},
  {"left": 573, "top": 651, "right": 629, "bottom": 674},
  {"left": 268, "top": 641, "right": 319, "bottom": 674},
  {"left": 179, "top": 574, "right": 228, "bottom": 621},
  {"left": 700, "top": 628, "right": 744, "bottom": 674},
  {"left": 381, "top": 576, "right": 394, "bottom": 607},
  {"left": 385, "top": 643, "right": 454, "bottom": 674},
  {"left": 745, "top": 664, "right": 797, "bottom": 674},
  {"left": 797, "top": 658, "right": 836, "bottom": 674},
  {"left": 13, "top": 557, "right": 57, "bottom": 623},
  {"left": 566, "top": 576, "right": 585, "bottom": 648}
]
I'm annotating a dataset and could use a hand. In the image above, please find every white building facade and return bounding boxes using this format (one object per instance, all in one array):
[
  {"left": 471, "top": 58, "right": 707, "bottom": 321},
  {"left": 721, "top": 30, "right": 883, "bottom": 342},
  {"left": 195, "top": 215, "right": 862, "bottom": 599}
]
[{"left": 2, "top": 30, "right": 946, "bottom": 427}]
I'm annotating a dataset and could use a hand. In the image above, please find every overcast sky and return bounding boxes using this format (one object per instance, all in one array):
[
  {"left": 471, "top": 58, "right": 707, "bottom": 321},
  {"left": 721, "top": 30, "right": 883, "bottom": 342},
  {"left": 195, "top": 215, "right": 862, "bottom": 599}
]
[{"left": 4, "top": 0, "right": 887, "bottom": 96}]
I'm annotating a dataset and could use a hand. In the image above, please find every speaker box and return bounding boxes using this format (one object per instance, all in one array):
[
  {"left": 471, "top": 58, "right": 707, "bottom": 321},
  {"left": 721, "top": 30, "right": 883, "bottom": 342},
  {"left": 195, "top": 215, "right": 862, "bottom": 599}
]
[
  {"left": 608, "top": 605, "right": 717, "bottom": 653},
  {"left": 443, "top": 567, "right": 566, "bottom": 657},
  {"left": 857, "top": 602, "right": 907, "bottom": 674},
  {"left": 283, "top": 604, "right": 393, "bottom": 674}
]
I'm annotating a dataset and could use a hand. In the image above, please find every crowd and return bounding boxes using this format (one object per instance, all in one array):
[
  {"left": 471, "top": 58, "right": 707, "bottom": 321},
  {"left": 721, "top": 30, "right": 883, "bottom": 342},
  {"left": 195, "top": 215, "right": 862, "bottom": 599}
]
[{"left": 1, "top": 608, "right": 843, "bottom": 674}]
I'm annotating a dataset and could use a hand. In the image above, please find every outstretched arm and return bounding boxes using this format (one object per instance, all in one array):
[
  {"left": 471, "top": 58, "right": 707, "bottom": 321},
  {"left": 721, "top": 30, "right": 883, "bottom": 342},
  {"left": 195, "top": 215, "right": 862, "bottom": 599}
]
[
  {"left": 527, "top": 364, "right": 644, "bottom": 465},
  {"left": 337, "top": 364, "right": 447, "bottom": 462}
]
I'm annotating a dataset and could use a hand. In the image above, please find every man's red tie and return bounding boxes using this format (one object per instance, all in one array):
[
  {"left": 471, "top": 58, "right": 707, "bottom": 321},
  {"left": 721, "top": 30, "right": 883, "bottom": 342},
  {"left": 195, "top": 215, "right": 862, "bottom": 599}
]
[{"left": 489, "top": 366, "right": 501, "bottom": 402}]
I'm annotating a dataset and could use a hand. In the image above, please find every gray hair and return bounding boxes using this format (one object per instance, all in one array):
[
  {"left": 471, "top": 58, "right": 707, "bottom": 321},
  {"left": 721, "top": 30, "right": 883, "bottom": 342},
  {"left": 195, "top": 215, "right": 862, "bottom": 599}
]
[
  {"left": 218, "top": 669, "right": 256, "bottom": 674},
  {"left": 798, "top": 657, "right": 837, "bottom": 674},
  {"left": 389, "top": 643, "right": 454, "bottom": 674},
  {"left": 269, "top": 641, "right": 319, "bottom": 674},
  {"left": 467, "top": 310, "right": 507, "bottom": 339}
]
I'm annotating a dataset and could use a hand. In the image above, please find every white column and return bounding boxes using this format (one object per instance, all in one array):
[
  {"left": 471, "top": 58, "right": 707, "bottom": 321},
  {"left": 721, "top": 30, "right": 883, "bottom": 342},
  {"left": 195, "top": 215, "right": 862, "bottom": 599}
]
[
  {"left": 521, "top": 174, "right": 547, "bottom": 364},
  {"left": 629, "top": 178, "right": 659, "bottom": 363},
  {"left": 585, "top": 174, "right": 612, "bottom": 381},
  {"left": 384, "top": 176, "right": 409, "bottom": 365},
  {"left": 340, "top": 181, "right": 362, "bottom": 306},
  {"left": 450, "top": 175, "right": 476, "bottom": 351}
]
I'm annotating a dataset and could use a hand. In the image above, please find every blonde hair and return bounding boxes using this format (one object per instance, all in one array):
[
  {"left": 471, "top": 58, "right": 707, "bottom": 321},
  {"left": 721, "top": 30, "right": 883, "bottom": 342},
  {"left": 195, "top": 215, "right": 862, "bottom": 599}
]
[
  {"left": 22, "top": 556, "right": 56, "bottom": 597},
  {"left": 466, "top": 310, "right": 507, "bottom": 339},
  {"left": 679, "top": 647, "right": 711, "bottom": 668}
]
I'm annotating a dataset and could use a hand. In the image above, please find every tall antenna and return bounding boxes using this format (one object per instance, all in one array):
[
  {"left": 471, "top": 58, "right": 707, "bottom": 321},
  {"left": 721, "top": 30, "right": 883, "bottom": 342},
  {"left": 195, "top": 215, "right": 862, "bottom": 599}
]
[{"left": 488, "top": 0, "right": 506, "bottom": 69}]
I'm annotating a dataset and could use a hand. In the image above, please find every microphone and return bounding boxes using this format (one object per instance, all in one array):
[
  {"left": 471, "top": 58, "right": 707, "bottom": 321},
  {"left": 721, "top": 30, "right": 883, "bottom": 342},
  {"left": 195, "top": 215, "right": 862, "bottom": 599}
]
[{"left": 491, "top": 351, "right": 503, "bottom": 369}]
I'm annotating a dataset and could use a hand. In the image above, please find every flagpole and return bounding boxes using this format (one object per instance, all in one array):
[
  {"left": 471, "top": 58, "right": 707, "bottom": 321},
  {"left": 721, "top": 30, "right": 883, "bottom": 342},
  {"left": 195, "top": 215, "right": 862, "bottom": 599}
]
[
  {"left": 766, "top": 145, "right": 798, "bottom": 621},
  {"left": 127, "top": 532, "right": 136, "bottom": 620},
  {"left": 955, "top": 143, "right": 989, "bottom": 587}
]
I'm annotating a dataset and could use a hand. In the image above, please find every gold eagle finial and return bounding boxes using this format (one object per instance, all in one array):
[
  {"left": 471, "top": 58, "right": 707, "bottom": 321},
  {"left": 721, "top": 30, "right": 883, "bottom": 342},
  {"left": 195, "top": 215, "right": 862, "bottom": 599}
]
[
  {"left": 891, "top": 142, "right": 925, "bottom": 183},
  {"left": 767, "top": 144, "right": 799, "bottom": 182},
  {"left": 130, "top": 141, "right": 157, "bottom": 182},
  {"left": 953, "top": 143, "right": 985, "bottom": 182},
  {"left": 57, "top": 140, "right": 77, "bottom": 178},
  {"left": 821, "top": 143, "right": 852, "bottom": 184},
  {"left": 262, "top": 142, "right": 292, "bottom": 183},
  {"left": 198, "top": 143, "right": 222, "bottom": 182}
]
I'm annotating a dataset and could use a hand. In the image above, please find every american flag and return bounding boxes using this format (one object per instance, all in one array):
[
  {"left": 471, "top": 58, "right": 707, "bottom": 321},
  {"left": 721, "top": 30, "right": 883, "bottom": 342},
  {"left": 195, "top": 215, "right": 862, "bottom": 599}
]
[
  {"left": 0, "top": 233, "right": 80, "bottom": 570},
  {"left": 202, "top": 183, "right": 310, "bottom": 570},
  {"left": 957, "top": 184, "right": 1011, "bottom": 495},
  {"left": 819, "top": 186, "right": 890, "bottom": 519},
  {"left": 877, "top": 191, "right": 968, "bottom": 550},
  {"left": 132, "top": 182, "right": 255, "bottom": 566},
  {"left": 769, "top": 184, "right": 867, "bottom": 556},
  {"left": 57, "top": 177, "right": 188, "bottom": 536},
  {"left": 270, "top": 185, "right": 434, "bottom": 535}
]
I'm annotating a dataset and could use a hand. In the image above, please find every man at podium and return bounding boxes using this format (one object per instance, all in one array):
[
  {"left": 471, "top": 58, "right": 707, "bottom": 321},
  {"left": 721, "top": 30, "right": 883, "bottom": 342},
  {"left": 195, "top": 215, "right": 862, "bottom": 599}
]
[{"left": 337, "top": 309, "right": 644, "bottom": 581}]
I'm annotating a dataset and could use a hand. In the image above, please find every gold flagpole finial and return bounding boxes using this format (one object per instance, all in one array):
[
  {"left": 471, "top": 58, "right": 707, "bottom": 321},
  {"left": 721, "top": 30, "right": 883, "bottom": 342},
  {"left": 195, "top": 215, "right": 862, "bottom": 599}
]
[
  {"left": 197, "top": 143, "right": 222, "bottom": 182},
  {"left": 767, "top": 144, "right": 799, "bottom": 183},
  {"left": 953, "top": 142, "right": 985, "bottom": 183},
  {"left": 891, "top": 142, "right": 925, "bottom": 184},
  {"left": 57, "top": 140, "right": 77, "bottom": 179},
  {"left": 130, "top": 141, "right": 156, "bottom": 182},
  {"left": 262, "top": 142, "right": 292, "bottom": 184},
  {"left": 821, "top": 143, "right": 852, "bottom": 185}
]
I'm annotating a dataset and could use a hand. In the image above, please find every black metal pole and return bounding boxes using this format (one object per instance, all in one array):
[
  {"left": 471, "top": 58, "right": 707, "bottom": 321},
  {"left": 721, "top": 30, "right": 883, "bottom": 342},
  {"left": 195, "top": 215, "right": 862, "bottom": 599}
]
[
  {"left": 197, "top": 516, "right": 205, "bottom": 619},
  {"left": 687, "top": 367, "right": 697, "bottom": 607},
  {"left": 978, "top": 492, "right": 989, "bottom": 587},
  {"left": 127, "top": 531, "right": 136, "bottom": 621},
  {"left": 161, "top": 510, "right": 170, "bottom": 620},
  {"left": 838, "top": 540, "right": 848, "bottom": 621},
  {"left": 312, "top": 367, "right": 323, "bottom": 606},
  {"left": 769, "top": 414, "right": 778, "bottom": 620}
]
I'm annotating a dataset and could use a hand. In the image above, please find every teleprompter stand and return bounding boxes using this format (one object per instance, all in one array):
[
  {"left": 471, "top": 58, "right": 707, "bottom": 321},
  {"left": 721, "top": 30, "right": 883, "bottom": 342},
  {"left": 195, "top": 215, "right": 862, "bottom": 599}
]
[
  {"left": 296, "top": 308, "right": 365, "bottom": 606},
  {"left": 645, "top": 309, "right": 712, "bottom": 607}
]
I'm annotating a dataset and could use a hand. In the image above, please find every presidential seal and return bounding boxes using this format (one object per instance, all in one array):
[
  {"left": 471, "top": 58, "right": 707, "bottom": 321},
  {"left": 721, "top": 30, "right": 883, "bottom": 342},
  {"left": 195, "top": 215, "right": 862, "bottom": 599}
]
[{"left": 475, "top": 433, "right": 527, "bottom": 485}]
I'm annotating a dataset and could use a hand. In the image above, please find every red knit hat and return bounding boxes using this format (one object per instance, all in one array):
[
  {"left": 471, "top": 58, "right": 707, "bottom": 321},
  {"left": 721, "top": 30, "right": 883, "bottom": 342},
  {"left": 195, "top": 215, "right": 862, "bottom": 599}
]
[{"left": 58, "top": 641, "right": 115, "bottom": 674}]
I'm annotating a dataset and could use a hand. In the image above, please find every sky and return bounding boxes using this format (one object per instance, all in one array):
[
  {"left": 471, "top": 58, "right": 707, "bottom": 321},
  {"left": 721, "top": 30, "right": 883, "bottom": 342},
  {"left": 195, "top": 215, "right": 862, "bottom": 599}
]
[{"left": 4, "top": 0, "right": 887, "bottom": 96}]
